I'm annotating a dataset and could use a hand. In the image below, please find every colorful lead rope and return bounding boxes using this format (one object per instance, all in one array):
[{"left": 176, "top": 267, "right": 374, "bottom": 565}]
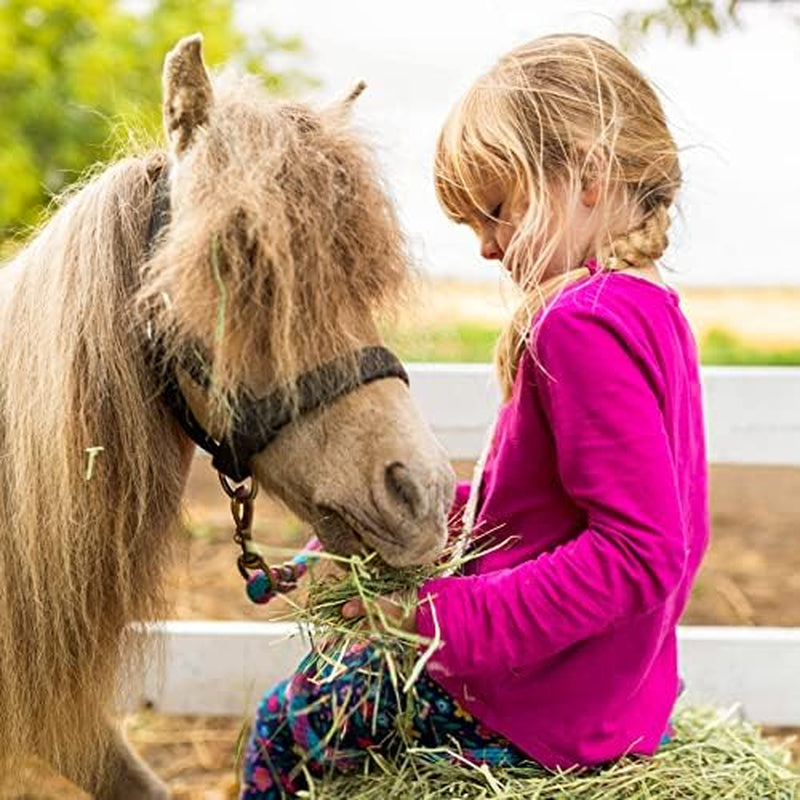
[
  {"left": 245, "top": 539, "right": 322, "bottom": 604},
  {"left": 220, "top": 471, "right": 321, "bottom": 605}
]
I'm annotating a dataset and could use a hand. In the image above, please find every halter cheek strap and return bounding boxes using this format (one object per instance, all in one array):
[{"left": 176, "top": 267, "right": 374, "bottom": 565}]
[{"left": 160, "top": 344, "right": 409, "bottom": 482}]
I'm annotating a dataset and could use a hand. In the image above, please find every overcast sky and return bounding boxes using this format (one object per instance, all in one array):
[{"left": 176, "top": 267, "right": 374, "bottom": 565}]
[{"left": 235, "top": 0, "right": 800, "bottom": 286}]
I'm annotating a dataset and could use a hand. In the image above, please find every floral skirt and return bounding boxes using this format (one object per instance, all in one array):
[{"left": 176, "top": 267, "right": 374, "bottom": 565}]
[{"left": 240, "top": 642, "right": 527, "bottom": 798}]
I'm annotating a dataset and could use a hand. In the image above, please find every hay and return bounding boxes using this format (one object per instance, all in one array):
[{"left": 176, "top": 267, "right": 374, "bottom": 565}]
[
  {"left": 296, "top": 533, "right": 500, "bottom": 645},
  {"left": 289, "top": 555, "right": 799, "bottom": 799},
  {"left": 291, "top": 540, "right": 496, "bottom": 693},
  {"left": 300, "top": 708, "right": 798, "bottom": 799},
  {"left": 284, "top": 550, "right": 443, "bottom": 704}
]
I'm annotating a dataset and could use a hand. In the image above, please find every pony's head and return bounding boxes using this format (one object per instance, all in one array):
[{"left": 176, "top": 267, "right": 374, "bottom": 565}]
[{"left": 142, "top": 35, "right": 454, "bottom": 566}]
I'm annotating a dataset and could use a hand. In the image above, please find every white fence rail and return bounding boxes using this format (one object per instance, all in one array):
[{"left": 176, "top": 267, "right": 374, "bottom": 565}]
[
  {"left": 136, "top": 622, "right": 800, "bottom": 726},
  {"left": 408, "top": 364, "right": 800, "bottom": 466},
  {"left": 138, "top": 366, "right": 800, "bottom": 722}
]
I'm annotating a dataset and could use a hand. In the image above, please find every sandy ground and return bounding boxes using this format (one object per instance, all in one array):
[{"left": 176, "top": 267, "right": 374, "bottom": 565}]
[{"left": 169, "top": 461, "right": 800, "bottom": 628}]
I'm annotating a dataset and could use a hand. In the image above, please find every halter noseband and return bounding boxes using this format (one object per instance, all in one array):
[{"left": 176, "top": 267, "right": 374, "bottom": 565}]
[{"left": 145, "top": 167, "right": 409, "bottom": 483}]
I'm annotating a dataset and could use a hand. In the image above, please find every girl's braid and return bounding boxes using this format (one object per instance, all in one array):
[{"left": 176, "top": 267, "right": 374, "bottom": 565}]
[
  {"left": 495, "top": 203, "right": 672, "bottom": 400},
  {"left": 601, "top": 203, "right": 671, "bottom": 271}
]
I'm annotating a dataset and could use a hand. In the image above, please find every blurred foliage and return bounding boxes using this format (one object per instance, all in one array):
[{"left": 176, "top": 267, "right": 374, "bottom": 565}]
[
  {"left": 383, "top": 320, "right": 800, "bottom": 365},
  {"left": 620, "top": 0, "right": 745, "bottom": 46},
  {"left": 700, "top": 327, "right": 800, "bottom": 365},
  {"left": 383, "top": 321, "right": 499, "bottom": 363},
  {"left": 0, "top": 0, "right": 314, "bottom": 240}
]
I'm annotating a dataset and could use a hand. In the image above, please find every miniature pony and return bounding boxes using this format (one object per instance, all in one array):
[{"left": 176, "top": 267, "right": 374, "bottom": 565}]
[{"left": 0, "top": 35, "right": 453, "bottom": 798}]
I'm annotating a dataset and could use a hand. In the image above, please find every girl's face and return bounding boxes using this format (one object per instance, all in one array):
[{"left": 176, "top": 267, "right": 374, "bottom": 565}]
[
  {"left": 470, "top": 184, "right": 525, "bottom": 268},
  {"left": 471, "top": 181, "right": 600, "bottom": 284}
]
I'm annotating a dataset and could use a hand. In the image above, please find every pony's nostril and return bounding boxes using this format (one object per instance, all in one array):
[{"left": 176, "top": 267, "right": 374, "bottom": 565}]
[{"left": 384, "top": 461, "right": 428, "bottom": 520}]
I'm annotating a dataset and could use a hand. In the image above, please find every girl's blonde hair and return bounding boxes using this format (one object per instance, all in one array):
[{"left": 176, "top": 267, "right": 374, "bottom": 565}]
[{"left": 434, "top": 34, "right": 681, "bottom": 398}]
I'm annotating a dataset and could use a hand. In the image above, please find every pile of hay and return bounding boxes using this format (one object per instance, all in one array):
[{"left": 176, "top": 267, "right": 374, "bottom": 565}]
[
  {"left": 288, "top": 554, "right": 799, "bottom": 799},
  {"left": 302, "top": 707, "right": 797, "bottom": 798}
]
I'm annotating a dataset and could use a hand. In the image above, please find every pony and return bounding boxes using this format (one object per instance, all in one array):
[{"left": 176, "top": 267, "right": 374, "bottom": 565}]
[{"left": 0, "top": 35, "right": 454, "bottom": 799}]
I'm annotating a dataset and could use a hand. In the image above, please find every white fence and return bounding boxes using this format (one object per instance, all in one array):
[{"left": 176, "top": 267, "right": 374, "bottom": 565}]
[{"left": 138, "top": 365, "right": 800, "bottom": 725}]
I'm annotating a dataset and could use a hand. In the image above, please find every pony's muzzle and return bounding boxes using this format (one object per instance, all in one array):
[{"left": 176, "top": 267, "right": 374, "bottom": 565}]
[{"left": 371, "top": 457, "right": 454, "bottom": 567}]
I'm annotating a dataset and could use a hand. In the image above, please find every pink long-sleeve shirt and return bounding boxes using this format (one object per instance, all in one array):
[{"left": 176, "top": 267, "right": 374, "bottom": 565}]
[{"left": 416, "top": 271, "right": 709, "bottom": 770}]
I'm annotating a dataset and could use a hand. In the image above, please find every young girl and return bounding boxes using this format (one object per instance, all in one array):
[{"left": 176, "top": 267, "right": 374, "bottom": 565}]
[{"left": 240, "top": 33, "right": 708, "bottom": 797}]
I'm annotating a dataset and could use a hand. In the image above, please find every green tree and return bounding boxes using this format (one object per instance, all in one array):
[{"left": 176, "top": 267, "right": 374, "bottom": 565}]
[
  {"left": 620, "top": 0, "right": 785, "bottom": 46},
  {"left": 0, "top": 0, "right": 313, "bottom": 241}
]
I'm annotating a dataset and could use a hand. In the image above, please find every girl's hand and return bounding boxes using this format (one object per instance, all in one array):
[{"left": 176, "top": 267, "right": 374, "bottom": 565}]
[{"left": 341, "top": 593, "right": 417, "bottom": 634}]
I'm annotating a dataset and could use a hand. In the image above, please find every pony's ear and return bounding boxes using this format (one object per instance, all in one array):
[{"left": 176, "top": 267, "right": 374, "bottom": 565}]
[
  {"left": 162, "top": 34, "right": 214, "bottom": 157},
  {"left": 342, "top": 81, "right": 367, "bottom": 110},
  {"left": 327, "top": 81, "right": 367, "bottom": 120}
]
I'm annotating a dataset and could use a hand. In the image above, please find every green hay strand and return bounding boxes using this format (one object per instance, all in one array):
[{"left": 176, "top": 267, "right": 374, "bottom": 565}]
[
  {"left": 210, "top": 235, "right": 227, "bottom": 347},
  {"left": 83, "top": 445, "right": 104, "bottom": 481}
]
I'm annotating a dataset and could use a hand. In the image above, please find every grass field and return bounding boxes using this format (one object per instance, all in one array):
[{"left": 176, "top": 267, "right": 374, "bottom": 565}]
[
  {"left": 384, "top": 322, "right": 800, "bottom": 364},
  {"left": 383, "top": 281, "right": 800, "bottom": 365}
]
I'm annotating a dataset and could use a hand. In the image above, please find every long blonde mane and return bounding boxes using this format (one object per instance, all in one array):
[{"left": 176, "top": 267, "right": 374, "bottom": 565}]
[
  {"left": 0, "top": 153, "right": 184, "bottom": 783},
  {"left": 0, "top": 71, "right": 408, "bottom": 787}
]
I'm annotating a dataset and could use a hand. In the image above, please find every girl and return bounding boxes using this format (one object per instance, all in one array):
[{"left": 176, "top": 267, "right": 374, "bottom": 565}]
[{"left": 240, "top": 33, "right": 708, "bottom": 797}]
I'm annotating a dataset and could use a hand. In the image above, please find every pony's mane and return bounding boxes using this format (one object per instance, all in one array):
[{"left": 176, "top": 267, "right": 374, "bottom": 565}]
[
  {"left": 0, "top": 71, "right": 409, "bottom": 785},
  {"left": 0, "top": 152, "right": 185, "bottom": 783}
]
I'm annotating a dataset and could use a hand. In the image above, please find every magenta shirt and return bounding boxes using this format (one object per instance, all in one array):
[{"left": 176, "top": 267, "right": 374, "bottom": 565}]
[{"left": 416, "top": 271, "right": 709, "bottom": 770}]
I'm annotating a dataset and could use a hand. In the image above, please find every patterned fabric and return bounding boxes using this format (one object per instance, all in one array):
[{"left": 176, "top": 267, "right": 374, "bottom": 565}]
[{"left": 240, "top": 642, "right": 528, "bottom": 799}]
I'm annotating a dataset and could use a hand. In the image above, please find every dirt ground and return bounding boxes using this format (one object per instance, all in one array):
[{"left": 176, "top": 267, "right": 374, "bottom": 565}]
[{"left": 169, "top": 460, "right": 800, "bottom": 628}]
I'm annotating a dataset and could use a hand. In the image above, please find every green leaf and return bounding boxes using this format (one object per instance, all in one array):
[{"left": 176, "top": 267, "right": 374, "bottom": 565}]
[
  {"left": 0, "top": 0, "right": 314, "bottom": 240},
  {"left": 619, "top": 0, "right": 742, "bottom": 49}
]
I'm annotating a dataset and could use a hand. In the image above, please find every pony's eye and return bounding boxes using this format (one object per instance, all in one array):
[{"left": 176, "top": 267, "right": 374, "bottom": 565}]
[{"left": 489, "top": 203, "right": 503, "bottom": 220}]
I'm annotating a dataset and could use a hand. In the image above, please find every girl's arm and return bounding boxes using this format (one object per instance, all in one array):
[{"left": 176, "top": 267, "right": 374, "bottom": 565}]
[{"left": 416, "top": 305, "right": 691, "bottom": 678}]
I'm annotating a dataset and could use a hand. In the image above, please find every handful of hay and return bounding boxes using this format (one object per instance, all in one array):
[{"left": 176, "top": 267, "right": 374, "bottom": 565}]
[
  {"left": 285, "top": 549, "right": 798, "bottom": 799},
  {"left": 287, "top": 544, "right": 471, "bottom": 694},
  {"left": 294, "top": 531, "right": 501, "bottom": 644}
]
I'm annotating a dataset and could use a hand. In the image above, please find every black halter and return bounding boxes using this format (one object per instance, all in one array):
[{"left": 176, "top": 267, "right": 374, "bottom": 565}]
[{"left": 145, "top": 168, "right": 409, "bottom": 483}]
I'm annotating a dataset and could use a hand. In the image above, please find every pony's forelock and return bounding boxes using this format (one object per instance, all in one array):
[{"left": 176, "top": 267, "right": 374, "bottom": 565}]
[{"left": 140, "top": 76, "right": 410, "bottom": 422}]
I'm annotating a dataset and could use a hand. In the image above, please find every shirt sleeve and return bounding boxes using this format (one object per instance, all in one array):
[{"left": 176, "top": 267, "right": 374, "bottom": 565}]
[{"left": 416, "top": 305, "right": 688, "bottom": 678}]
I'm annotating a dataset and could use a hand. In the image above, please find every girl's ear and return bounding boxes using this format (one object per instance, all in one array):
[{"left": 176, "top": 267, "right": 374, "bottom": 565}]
[{"left": 581, "top": 181, "right": 601, "bottom": 208}]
